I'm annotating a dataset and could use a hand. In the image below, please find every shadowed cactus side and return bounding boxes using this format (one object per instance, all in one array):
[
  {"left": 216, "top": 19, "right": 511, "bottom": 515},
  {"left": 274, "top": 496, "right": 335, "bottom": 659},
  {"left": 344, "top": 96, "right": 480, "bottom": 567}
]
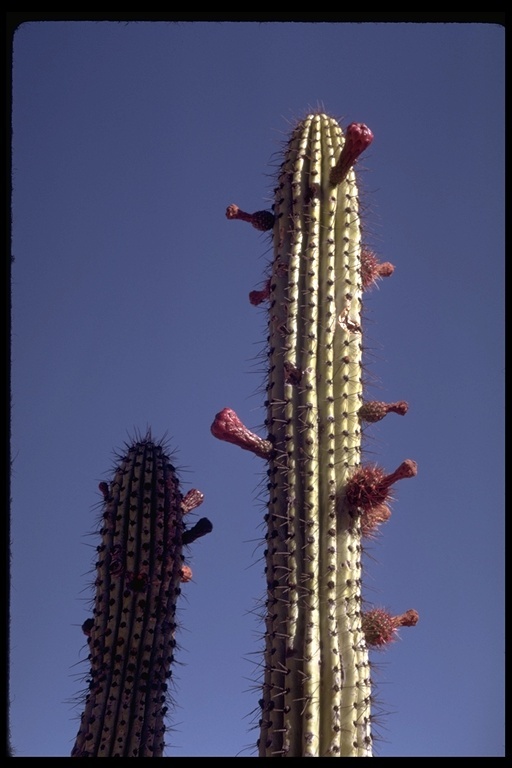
[
  {"left": 72, "top": 432, "right": 212, "bottom": 758},
  {"left": 212, "top": 112, "right": 418, "bottom": 756}
]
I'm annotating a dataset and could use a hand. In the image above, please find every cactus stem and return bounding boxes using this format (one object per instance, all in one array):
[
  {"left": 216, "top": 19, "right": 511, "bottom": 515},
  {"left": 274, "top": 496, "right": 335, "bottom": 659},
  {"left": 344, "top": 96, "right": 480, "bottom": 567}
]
[
  {"left": 211, "top": 407, "right": 273, "bottom": 459},
  {"left": 329, "top": 122, "right": 374, "bottom": 185},
  {"left": 226, "top": 203, "right": 275, "bottom": 231},
  {"left": 359, "top": 400, "right": 409, "bottom": 423},
  {"left": 223, "top": 113, "right": 416, "bottom": 756}
]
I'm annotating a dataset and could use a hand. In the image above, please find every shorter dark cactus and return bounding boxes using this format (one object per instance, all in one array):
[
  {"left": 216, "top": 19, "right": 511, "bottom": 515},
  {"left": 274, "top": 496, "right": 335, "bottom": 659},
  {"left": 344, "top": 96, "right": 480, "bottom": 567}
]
[{"left": 72, "top": 432, "right": 212, "bottom": 758}]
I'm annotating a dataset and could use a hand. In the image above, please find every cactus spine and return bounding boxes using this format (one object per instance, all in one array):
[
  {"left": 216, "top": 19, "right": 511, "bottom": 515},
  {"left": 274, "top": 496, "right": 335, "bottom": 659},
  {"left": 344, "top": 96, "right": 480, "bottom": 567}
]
[
  {"left": 72, "top": 433, "right": 212, "bottom": 757},
  {"left": 213, "top": 113, "right": 417, "bottom": 757}
]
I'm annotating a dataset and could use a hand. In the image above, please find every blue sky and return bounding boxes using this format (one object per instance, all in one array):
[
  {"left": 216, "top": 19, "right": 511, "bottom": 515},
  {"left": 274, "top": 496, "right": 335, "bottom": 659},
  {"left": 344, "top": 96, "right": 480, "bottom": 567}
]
[{"left": 10, "top": 20, "right": 504, "bottom": 757}]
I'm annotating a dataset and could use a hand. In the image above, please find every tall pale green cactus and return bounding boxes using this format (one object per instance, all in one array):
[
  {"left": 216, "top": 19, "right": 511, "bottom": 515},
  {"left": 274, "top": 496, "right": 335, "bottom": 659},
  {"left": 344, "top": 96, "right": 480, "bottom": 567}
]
[
  {"left": 212, "top": 112, "right": 418, "bottom": 757},
  {"left": 72, "top": 432, "right": 212, "bottom": 757}
]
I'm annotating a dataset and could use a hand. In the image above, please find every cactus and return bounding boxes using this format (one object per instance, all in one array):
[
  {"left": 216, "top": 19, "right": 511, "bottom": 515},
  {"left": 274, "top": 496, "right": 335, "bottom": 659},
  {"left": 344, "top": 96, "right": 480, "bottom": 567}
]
[
  {"left": 72, "top": 432, "right": 212, "bottom": 757},
  {"left": 212, "top": 113, "right": 417, "bottom": 756}
]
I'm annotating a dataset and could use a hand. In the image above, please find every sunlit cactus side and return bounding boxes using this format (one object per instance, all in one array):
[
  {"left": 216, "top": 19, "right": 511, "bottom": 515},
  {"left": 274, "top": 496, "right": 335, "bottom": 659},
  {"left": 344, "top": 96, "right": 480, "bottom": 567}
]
[
  {"left": 72, "top": 432, "right": 212, "bottom": 758},
  {"left": 213, "top": 113, "right": 417, "bottom": 757}
]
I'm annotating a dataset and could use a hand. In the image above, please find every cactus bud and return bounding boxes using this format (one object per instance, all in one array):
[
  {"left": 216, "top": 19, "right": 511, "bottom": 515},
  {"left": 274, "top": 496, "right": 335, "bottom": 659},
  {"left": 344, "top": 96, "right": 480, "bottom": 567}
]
[
  {"left": 362, "top": 608, "right": 419, "bottom": 647},
  {"left": 346, "top": 460, "right": 418, "bottom": 511},
  {"left": 181, "top": 488, "right": 205, "bottom": 514},
  {"left": 329, "top": 122, "right": 374, "bottom": 185},
  {"left": 211, "top": 407, "right": 273, "bottom": 459},
  {"left": 361, "top": 248, "right": 395, "bottom": 290},
  {"left": 249, "top": 278, "right": 271, "bottom": 306},
  {"left": 359, "top": 400, "right": 409, "bottom": 423},
  {"left": 226, "top": 204, "right": 275, "bottom": 231},
  {"left": 180, "top": 565, "right": 193, "bottom": 583}
]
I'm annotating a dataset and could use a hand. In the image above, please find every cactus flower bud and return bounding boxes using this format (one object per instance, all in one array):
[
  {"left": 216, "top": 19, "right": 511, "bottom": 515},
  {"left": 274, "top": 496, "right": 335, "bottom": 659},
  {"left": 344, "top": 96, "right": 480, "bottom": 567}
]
[
  {"left": 211, "top": 408, "right": 273, "bottom": 459},
  {"left": 362, "top": 608, "right": 419, "bottom": 647}
]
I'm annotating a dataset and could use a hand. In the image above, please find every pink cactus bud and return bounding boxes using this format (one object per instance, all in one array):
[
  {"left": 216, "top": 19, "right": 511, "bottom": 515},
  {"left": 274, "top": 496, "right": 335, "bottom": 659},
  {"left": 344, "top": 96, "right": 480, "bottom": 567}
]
[
  {"left": 226, "top": 204, "right": 275, "bottom": 231},
  {"left": 396, "top": 609, "right": 420, "bottom": 628},
  {"left": 181, "top": 489, "right": 205, "bottom": 514},
  {"left": 359, "top": 400, "right": 409, "bottom": 423},
  {"left": 385, "top": 459, "right": 418, "bottom": 485},
  {"left": 98, "top": 482, "right": 109, "bottom": 500},
  {"left": 211, "top": 408, "right": 273, "bottom": 459},
  {"left": 362, "top": 608, "right": 419, "bottom": 647},
  {"left": 346, "top": 460, "right": 417, "bottom": 511},
  {"left": 361, "top": 248, "right": 395, "bottom": 290},
  {"left": 329, "top": 123, "right": 374, "bottom": 185},
  {"left": 180, "top": 565, "right": 193, "bottom": 583},
  {"left": 249, "top": 278, "right": 271, "bottom": 306}
]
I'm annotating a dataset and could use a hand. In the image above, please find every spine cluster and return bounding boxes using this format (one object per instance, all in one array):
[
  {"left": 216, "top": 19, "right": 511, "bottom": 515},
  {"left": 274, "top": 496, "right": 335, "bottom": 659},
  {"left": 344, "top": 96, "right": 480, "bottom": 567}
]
[
  {"left": 72, "top": 434, "right": 211, "bottom": 757},
  {"left": 213, "top": 112, "right": 418, "bottom": 757}
]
